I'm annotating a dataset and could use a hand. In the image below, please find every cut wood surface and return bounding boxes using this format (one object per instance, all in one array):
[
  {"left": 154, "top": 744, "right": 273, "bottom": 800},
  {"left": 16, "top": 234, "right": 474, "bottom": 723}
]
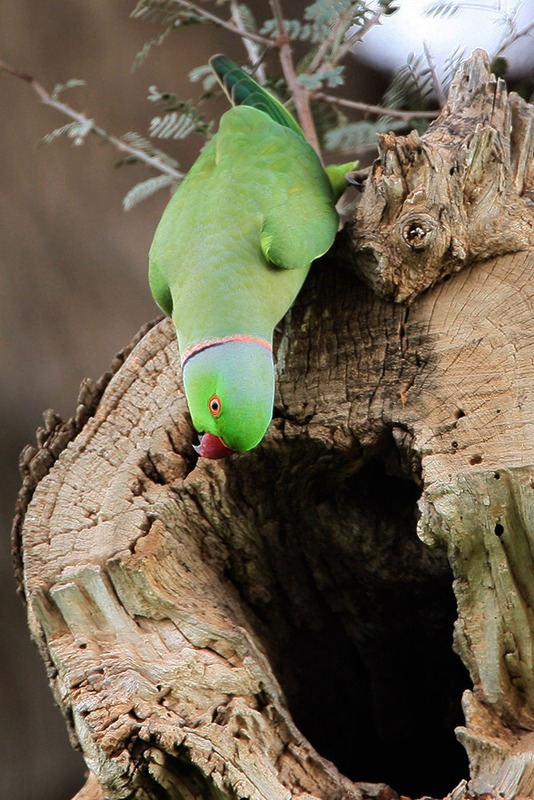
[{"left": 13, "top": 51, "right": 534, "bottom": 800}]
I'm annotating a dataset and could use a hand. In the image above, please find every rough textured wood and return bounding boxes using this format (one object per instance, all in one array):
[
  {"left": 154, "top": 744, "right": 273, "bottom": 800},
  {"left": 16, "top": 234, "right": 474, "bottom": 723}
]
[
  {"left": 71, "top": 771, "right": 105, "bottom": 800},
  {"left": 12, "top": 52, "right": 534, "bottom": 800},
  {"left": 349, "top": 49, "right": 534, "bottom": 302},
  {"left": 15, "top": 314, "right": 368, "bottom": 800}
]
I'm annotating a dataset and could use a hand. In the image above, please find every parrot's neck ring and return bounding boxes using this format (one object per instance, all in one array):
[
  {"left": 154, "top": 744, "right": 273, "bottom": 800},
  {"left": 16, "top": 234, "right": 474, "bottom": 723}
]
[{"left": 181, "top": 335, "right": 273, "bottom": 367}]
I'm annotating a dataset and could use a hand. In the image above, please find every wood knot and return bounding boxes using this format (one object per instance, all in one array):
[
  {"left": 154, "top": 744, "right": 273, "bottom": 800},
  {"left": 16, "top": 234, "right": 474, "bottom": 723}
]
[{"left": 400, "top": 213, "right": 437, "bottom": 251}]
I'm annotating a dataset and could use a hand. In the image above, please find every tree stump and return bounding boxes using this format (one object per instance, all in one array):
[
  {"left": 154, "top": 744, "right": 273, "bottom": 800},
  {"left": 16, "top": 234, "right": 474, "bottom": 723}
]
[{"left": 12, "top": 51, "right": 534, "bottom": 800}]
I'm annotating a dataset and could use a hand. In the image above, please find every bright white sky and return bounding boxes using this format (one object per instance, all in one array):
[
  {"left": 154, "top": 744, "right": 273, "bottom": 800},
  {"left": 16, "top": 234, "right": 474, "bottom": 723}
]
[{"left": 354, "top": 0, "right": 534, "bottom": 80}]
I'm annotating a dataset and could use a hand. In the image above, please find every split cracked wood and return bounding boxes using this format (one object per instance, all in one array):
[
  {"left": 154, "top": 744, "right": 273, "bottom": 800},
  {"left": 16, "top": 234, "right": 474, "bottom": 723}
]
[{"left": 12, "top": 51, "right": 534, "bottom": 800}]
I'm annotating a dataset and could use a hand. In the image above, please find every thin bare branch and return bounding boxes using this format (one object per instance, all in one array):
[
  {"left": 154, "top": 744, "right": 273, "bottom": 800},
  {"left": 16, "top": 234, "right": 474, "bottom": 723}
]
[
  {"left": 171, "top": 0, "right": 274, "bottom": 47},
  {"left": 269, "top": 0, "right": 321, "bottom": 156},
  {"left": 315, "top": 91, "right": 440, "bottom": 120},
  {"left": 0, "top": 58, "right": 183, "bottom": 179},
  {"left": 333, "top": 8, "right": 386, "bottom": 67},
  {"left": 496, "top": 18, "right": 534, "bottom": 58}
]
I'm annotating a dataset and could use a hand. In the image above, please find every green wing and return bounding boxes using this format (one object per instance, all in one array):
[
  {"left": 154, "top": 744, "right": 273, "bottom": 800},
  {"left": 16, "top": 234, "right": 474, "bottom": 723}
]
[
  {"left": 214, "top": 105, "right": 338, "bottom": 270},
  {"left": 149, "top": 257, "right": 173, "bottom": 315},
  {"left": 209, "top": 54, "right": 304, "bottom": 140},
  {"left": 210, "top": 55, "right": 356, "bottom": 203},
  {"left": 150, "top": 56, "right": 340, "bottom": 323}
]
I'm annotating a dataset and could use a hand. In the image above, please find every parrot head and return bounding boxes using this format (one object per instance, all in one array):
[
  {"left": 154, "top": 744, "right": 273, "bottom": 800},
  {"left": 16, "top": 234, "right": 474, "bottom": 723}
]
[{"left": 182, "top": 339, "right": 275, "bottom": 458}]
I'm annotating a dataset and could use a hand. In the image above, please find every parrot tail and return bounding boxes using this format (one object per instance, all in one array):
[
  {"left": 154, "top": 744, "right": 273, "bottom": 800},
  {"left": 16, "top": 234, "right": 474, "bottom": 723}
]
[{"left": 209, "top": 54, "right": 304, "bottom": 140}]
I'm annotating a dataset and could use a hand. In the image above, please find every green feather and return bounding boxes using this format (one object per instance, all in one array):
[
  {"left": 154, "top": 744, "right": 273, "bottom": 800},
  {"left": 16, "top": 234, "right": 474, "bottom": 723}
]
[
  {"left": 149, "top": 55, "right": 344, "bottom": 456},
  {"left": 183, "top": 341, "right": 274, "bottom": 453},
  {"left": 326, "top": 160, "right": 358, "bottom": 202},
  {"left": 209, "top": 54, "right": 304, "bottom": 139}
]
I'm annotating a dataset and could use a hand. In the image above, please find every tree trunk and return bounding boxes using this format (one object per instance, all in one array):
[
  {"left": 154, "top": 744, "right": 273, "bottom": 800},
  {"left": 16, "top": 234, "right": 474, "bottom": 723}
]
[{"left": 12, "top": 51, "right": 534, "bottom": 800}]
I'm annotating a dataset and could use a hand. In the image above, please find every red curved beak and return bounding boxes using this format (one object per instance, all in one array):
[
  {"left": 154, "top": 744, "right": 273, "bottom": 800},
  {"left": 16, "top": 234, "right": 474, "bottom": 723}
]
[{"left": 193, "top": 433, "right": 235, "bottom": 459}]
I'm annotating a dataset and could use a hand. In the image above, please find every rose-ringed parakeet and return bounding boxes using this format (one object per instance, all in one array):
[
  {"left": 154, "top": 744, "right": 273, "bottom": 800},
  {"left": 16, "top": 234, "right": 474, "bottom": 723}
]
[{"left": 149, "top": 55, "right": 352, "bottom": 458}]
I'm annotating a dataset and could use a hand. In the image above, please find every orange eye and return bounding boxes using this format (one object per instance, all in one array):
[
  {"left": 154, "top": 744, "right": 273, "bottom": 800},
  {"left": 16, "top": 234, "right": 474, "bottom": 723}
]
[{"left": 208, "top": 395, "right": 222, "bottom": 416}]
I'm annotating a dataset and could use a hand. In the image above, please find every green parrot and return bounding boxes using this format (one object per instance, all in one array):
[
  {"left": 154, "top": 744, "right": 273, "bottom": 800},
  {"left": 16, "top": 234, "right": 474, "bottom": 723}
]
[{"left": 149, "top": 55, "right": 353, "bottom": 458}]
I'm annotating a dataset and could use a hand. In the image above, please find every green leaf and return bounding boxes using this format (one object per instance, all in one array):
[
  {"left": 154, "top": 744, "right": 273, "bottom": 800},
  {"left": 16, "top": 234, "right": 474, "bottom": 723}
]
[
  {"left": 123, "top": 173, "right": 178, "bottom": 211},
  {"left": 441, "top": 46, "right": 466, "bottom": 92},
  {"left": 147, "top": 90, "right": 212, "bottom": 137},
  {"left": 231, "top": 3, "right": 261, "bottom": 38},
  {"left": 382, "top": 53, "right": 433, "bottom": 111},
  {"left": 304, "top": 0, "right": 354, "bottom": 27},
  {"left": 299, "top": 66, "right": 345, "bottom": 91},
  {"left": 188, "top": 64, "right": 219, "bottom": 93},
  {"left": 131, "top": 0, "right": 202, "bottom": 23},
  {"left": 149, "top": 111, "right": 196, "bottom": 139},
  {"left": 50, "top": 79, "right": 86, "bottom": 101},
  {"left": 324, "top": 117, "right": 406, "bottom": 152},
  {"left": 303, "top": 0, "right": 362, "bottom": 42},
  {"left": 39, "top": 119, "right": 93, "bottom": 147},
  {"left": 122, "top": 130, "right": 156, "bottom": 153},
  {"left": 311, "top": 99, "right": 347, "bottom": 150},
  {"left": 119, "top": 131, "right": 180, "bottom": 170},
  {"left": 131, "top": 0, "right": 206, "bottom": 68},
  {"left": 133, "top": 25, "right": 175, "bottom": 70},
  {"left": 424, "top": 2, "right": 463, "bottom": 19},
  {"left": 260, "top": 18, "right": 312, "bottom": 41}
]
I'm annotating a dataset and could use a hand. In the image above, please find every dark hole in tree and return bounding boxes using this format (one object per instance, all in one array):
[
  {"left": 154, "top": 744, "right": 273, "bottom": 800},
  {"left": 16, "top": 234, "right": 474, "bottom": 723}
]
[{"left": 227, "top": 441, "right": 471, "bottom": 799}]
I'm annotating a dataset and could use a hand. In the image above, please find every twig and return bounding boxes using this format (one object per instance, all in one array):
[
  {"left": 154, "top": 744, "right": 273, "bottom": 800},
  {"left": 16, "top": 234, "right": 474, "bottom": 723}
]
[
  {"left": 333, "top": 8, "right": 386, "bottom": 67},
  {"left": 305, "top": 7, "right": 387, "bottom": 80},
  {"left": 0, "top": 58, "right": 183, "bottom": 179},
  {"left": 496, "top": 19, "right": 534, "bottom": 58},
  {"left": 269, "top": 0, "right": 321, "bottom": 156},
  {"left": 171, "top": 0, "right": 274, "bottom": 47},
  {"left": 305, "top": 7, "right": 354, "bottom": 76},
  {"left": 315, "top": 91, "right": 439, "bottom": 120},
  {"left": 230, "top": 0, "right": 267, "bottom": 83},
  {"left": 304, "top": 7, "right": 389, "bottom": 96}
]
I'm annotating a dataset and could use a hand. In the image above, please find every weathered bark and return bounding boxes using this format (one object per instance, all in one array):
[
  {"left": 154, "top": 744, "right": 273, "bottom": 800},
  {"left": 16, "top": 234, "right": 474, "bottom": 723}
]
[
  {"left": 349, "top": 49, "right": 534, "bottom": 302},
  {"left": 12, "top": 52, "right": 534, "bottom": 800}
]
